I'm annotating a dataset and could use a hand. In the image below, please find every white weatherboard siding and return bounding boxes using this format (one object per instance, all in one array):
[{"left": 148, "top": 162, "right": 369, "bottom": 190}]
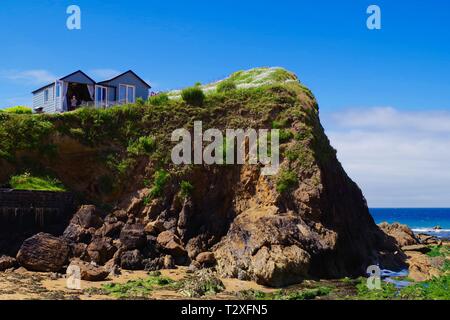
[{"left": 33, "top": 85, "right": 56, "bottom": 113}]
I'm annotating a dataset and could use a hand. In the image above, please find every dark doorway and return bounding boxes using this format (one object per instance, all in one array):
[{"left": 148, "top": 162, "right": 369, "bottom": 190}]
[{"left": 66, "top": 83, "right": 93, "bottom": 111}]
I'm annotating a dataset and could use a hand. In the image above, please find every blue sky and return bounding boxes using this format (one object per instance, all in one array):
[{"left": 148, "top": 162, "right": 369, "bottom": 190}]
[{"left": 0, "top": 0, "right": 449, "bottom": 207}]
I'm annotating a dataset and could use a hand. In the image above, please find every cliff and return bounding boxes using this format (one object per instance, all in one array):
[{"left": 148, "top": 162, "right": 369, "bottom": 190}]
[{"left": 0, "top": 67, "right": 403, "bottom": 286}]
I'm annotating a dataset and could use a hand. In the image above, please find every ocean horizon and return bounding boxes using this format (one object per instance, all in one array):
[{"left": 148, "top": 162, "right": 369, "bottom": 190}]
[{"left": 370, "top": 208, "right": 450, "bottom": 239}]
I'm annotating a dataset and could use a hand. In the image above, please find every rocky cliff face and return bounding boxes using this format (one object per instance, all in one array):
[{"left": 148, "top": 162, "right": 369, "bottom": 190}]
[{"left": 0, "top": 67, "right": 404, "bottom": 286}]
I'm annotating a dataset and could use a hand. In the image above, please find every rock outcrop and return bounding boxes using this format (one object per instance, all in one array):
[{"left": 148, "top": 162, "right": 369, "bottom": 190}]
[
  {"left": 1, "top": 68, "right": 406, "bottom": 285},
  {"left": 378, "top": 222, "right": 420, "bottom": 247}
]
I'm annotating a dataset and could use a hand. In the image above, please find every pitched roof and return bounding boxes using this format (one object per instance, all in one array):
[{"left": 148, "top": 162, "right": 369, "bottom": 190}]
[
  {"left": 31, "top": 70, "right": 96, "bottom": 94},
  {"left": 32, "top": 70, "right": 151, "bottom": 94},
  {"left": 97, "top": 70, "right": 151, "bottom": 88}
]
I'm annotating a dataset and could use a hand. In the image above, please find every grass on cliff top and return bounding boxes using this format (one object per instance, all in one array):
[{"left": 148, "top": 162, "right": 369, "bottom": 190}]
[
  {"left": 0, "top": 68, "right": 328, "bottom": 200},
  {"left": 9, "top": 172, "right": 66, "bottom": 192}
]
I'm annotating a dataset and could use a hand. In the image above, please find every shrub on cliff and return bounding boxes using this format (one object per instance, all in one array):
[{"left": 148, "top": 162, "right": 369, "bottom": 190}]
[
  {"left": 147, "top": 93, "right": 169, "bottom": 106},
  {"left": 276, "top": 169, "right": 297, "bottom": 193},
  {"left": 181, "top": 86, "right": 205, "bottom": 107},
  {"left": 127, "top": 136, "right": 156, "bottom": 156},
  {"left": 216, "top": 80, "right": 236, "bottom": 93}
]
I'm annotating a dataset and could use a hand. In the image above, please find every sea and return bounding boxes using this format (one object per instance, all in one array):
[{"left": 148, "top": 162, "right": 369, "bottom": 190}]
[{"left": 370, "top": 208, "right": 450, "bottom": 240}]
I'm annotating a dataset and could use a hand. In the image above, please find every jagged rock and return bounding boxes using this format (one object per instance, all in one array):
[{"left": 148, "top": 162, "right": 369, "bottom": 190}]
[
  {"left": 87, "top": 237, "right": 117, "bottom": 265},
  {"left": 416, "top": 233, "right": 441, "bottom": 245},
  {"left": 401, "top": 244, "right": 431, "bottom": 253},
  {"left": 16, "top": 233, "right": 70, "bottom": 272},
  {"left": 0, "top": 256, "right": 17, "bottom": 271},
  {"left": 102, "top": 221, "right": 124, "bottom": 238},
  {"left": 196, "top": 252, "right": 216, "bottom": 267},
  {"left": 120, "top": 223, "right": 146, "bottom": 250},
  {"left": 70, "top": 242, "right": 88, "bottom": 259},
  {"left": 143, "top": 257, "right": 163, "bottom": 271},
  {"left": 71, "top": 205, "right": 103, "bottom": 229},
  {"left": 156, "top": 231, "right": 187, "bottom": 257},
  {"left": 69, "top": 259, "right": 109, "bottom": 281},
  {"left": 112, "top": 209, "right": 128, "bottom": 222},
  {"left": 120, "top": 250, "right": 143, "bottom": 270},
  {"left": 406, "top": 251, "right": 442, "bottom": 281},
  {"left": 63, "top": 223, "right": 93, "bottom": 244},
  {"left": 144, "top": 220, "right": 165, "bottom": 235},
  {"left": 378, "top": 222, "right": 419, "bottom": 247}
]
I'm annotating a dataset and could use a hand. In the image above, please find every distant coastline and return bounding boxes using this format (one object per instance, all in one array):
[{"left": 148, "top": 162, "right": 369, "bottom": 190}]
[{"left": 370, "top": 208, "right": 450, "bottom": 239}]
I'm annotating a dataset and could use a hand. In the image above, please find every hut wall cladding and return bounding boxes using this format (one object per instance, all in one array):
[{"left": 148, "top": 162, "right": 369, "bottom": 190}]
[{"left": 0, "top": 189, "right": 75, "bottom": 255}]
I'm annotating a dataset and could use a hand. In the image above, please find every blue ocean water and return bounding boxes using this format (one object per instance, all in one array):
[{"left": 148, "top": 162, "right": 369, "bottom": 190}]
[{"left": 370, "top": 208, "right": 450, "bottom": 239}]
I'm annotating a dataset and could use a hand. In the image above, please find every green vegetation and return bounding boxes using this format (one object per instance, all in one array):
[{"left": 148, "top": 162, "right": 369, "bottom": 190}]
[
  {"left": 355, "top": 279, "right": 398, "bottom": 300},
  {"left": 427, "top": 245, "right": 450, "bottom": 258},
  {"left": 147, "top": 93, "right": 169, "bottom": 106},
  {"left": 180, "top": 180, "right": 194, "bottom": 198},
  {"left": 276, "top": 169, "right": 297, "bottom": 193},
  {"left": 216, "top": 80, "right": 236, "bottom": 93},
  {"left": 399, "top": 275, "right": 450, "bottom": 300},
  {"left": 278, "top": 129, "right": 294, "bottom": 143},
  {"left": 0, "top": 67, "right": 323, "bottom": 201},
  {"left": 10, "top": 172, "right": 66, "bottom": 192},
  {"left": 144, "top": 169, "right": 170, "bottom": 203},
  {"left": 181, "top": 86, "right": 205, "bottom": 107},
  {"left": 127, "top": 135, "right": 156, "bottom": 156},
  {"left": 238, "top": 287, "right": 332, "bottom": 300},
  {"left": 98, "top": 272, "right": 175, "bottom": 299},
  {"left": 1, "top": 106, "right": 33, "bottom": 114}
]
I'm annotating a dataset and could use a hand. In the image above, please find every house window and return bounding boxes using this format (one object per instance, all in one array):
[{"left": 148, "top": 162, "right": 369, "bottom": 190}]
[
  {"left": 55, "top": 83, "right": 61, "bottom": 98},
  {"left": 119, "top": 84, "right": 135, "bottom": 104},
  {"left": 44, "top": 89, "right": 49, "bottom": 102},
  {"left": 95, "top": 86, "right": 108, "bottom": 107}
]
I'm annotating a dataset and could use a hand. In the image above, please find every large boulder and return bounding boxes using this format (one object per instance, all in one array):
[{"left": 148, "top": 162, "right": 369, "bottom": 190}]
[
  {"left": 214, "top": 207, "right": 335, "bottom": 287},
  {"left": 120, "top": 249, "right": 143, "bottom": 270},
  {"left": 0, "top": 256, "right": 17, "bottom": 271},
  {"left": 70, "top": 205, "right": 104, "bottom": 229},
  {"left": 156, "top": 231, "right": 187, "bottom": 257},
  {"left": 251, "top": 245, "right": 310, "bottom": 287},
  {"left": 69, "top": 259, "right": 109, "bottom": 281},
  {"left": 63, "top": 205, "right": 104, "bottom": 243},
  {"left": 87, "top": 237, "right": 117, "bottom": 265},
  {"left": 16, "top": 233, "right": 70, "bottom": 272},
  {"left": 378, "top": 222, "right": 419, "bottom": 247},
  {"left": 119, "top": 223, "right": 146, "bottom": 250},
  {"left": 196, "top": 252, "right": 216, "bottom": 267}
]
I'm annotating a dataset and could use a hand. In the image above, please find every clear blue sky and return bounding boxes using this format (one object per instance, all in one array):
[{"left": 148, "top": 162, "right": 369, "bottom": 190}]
[{"left": 0, "top": 0, "right": 449, "bottom": 207}]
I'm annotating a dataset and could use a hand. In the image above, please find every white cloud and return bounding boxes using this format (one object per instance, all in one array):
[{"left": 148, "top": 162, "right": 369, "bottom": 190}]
[
  {"left": 1, "top": 69, "right": 57, "bottom": 85},
  {"left": 324, "top": 107, "right": 450, "bottom": 207},
  {"left": 89, "top": 69, "right": 121, "bottom": 80}
]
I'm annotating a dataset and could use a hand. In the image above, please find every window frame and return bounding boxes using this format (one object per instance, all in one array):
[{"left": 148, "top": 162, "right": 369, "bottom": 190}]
[{"left": 119, "top": 84, "right": 136, "bottom": 104}]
